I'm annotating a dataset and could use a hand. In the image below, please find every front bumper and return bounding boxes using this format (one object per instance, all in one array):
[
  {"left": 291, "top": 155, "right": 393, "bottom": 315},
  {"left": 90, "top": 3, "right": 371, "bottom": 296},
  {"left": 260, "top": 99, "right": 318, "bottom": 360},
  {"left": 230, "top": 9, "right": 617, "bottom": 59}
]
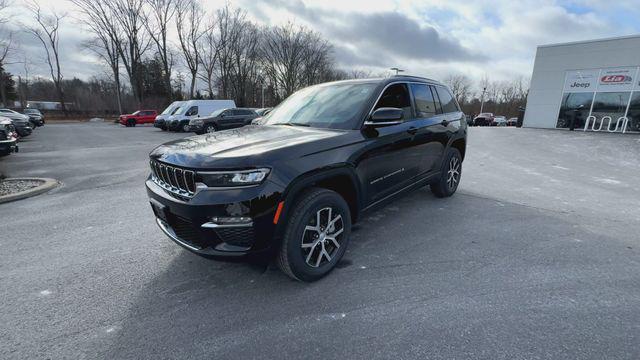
[
  {"left": 186, "top": 124, "right": 203, "bottom": 132},
  {"left": 146, "top": 177, "right": 284, "bottom": 258},
  {"left": 15, "top": 126, "right": 32, "bottom": 137},
  {"left": 0, "top": 138, "right": 17, "bottom": 154},
  {"left": 154, "top": 119, "right": 165, "bottom": 128}
]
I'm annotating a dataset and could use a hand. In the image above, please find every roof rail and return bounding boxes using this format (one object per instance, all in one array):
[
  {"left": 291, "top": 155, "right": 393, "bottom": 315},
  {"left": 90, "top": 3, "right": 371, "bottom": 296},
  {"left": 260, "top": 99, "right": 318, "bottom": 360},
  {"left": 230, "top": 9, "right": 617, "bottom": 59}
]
[{"left": 391, "top": 74, "right": 439, "bottom": 83}]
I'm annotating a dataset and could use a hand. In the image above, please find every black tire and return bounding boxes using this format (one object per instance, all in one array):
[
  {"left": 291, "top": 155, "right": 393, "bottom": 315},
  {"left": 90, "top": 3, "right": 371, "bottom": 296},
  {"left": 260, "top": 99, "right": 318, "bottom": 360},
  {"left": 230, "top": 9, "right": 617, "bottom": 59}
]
[
  {"left": 161, "top": 125, "right": 167, "bottom": 131},
  {"left": 182, "top": 123, "right": 190, "bottom": 132},
  {"left": 127, "top": 119, "right": 136, "bottom": 127},
  {"left": 276, "top": 188, "right": 351, "bottom": 282},
  {"left": 203, "top": 124, "right": 217, "bottom": 134},
  {"left": 430, "top": 147, "right": 462, "bottom": 198}
]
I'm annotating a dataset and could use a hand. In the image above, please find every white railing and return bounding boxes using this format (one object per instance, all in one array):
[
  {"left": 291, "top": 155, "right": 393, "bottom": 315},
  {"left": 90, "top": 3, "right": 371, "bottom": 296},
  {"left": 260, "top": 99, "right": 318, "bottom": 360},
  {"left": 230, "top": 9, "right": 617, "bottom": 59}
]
[{"left": 584, "top": 115, "right": 629, "bottom": 133}]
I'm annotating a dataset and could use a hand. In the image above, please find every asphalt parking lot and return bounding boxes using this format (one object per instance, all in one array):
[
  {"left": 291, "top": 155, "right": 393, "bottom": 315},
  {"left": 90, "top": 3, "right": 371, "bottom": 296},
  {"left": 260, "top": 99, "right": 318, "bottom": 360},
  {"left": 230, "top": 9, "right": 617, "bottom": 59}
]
[{"left": 1, "top": 123, "right": 640, "bottom": 359}]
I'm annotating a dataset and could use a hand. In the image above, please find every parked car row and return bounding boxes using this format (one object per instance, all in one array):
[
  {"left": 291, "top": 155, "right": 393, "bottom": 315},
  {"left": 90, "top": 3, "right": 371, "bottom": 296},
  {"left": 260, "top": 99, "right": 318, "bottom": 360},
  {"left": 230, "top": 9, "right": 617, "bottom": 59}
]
[
  {"left": 118, "top": 99, "right": 273, "bottom": 134},
  {"left": 0, "top": 108, "right": 45, "bottom": 157},
  {"left": 471, "top": 113, "right": 517, "bottom": 127}
]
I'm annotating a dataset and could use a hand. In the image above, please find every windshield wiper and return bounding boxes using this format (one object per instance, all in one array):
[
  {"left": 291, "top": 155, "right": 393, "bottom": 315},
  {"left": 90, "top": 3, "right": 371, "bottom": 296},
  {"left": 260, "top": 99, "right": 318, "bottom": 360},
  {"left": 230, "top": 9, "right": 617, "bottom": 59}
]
[{"left": 276, "top": 122, "right": 310, "bottom": 127}]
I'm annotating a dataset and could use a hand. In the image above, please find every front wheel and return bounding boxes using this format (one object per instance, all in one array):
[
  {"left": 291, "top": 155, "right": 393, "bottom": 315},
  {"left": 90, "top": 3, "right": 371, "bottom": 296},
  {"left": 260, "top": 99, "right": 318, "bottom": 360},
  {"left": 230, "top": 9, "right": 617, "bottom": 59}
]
[
  {"left": 204, "top": 124, "right": 217, "bottom": 134},
  {"left": 431, "top": 148, "right": 462, "bottom": 198},
  {"left": 276, "top": 188, "right": 351, "bottom": 282},
  {"left": 182, "top": 124, "right": 190, "bottom": 132},
  {"left": 127, "top": 119, "right": 136, "bottom": 127}
]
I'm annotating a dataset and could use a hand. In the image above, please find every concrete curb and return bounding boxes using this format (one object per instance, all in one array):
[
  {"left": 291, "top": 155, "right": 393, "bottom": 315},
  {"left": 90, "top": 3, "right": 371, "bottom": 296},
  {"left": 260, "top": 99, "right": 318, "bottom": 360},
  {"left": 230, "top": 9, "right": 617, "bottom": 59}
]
[{"left": 0, "top": 178, "right": 60, "bottom": 204}]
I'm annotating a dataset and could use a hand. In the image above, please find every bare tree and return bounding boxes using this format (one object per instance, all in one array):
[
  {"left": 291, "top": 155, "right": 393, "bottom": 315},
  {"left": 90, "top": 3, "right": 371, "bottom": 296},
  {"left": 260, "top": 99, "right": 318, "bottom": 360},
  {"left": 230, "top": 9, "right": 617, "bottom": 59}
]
[
  {"left": 24, "top": 0, "right": 67, "bottom": 114},
  {"left": 82, "top": 37, "right": 123, "bottom": 113},
  {"left": 214, "top": 5, "right": 244, "bottom": 100},
  {"left": 70, "top": 0, "right": 125, "bottom": 113},
  {"left": 0, "top": 0, "right": 14, "bottom": 106},
  {"left": 444, "top": 74, "right": 473, "bottom": 106},
  {"left": 198, "top": 16, "right": 221, "bottom": 99},
  {"left": 176, "top": 0, "right": 205, "bottom": 99},
  {"left": 261, "top": 23, "right": 334, "bottom": 100},
  {"left": 110, "top": 0, "right": 151, "bottom": 106},
  {"left": 144, "top": 0, "right": 177, "bottom": 100}
]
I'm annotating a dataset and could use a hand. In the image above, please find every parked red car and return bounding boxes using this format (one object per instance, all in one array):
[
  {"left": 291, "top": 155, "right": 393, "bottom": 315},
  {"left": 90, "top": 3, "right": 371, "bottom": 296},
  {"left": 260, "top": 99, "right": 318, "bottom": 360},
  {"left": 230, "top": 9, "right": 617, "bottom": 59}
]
[{"left": 119, "top": 110, "right": 158, "bottom": 127}]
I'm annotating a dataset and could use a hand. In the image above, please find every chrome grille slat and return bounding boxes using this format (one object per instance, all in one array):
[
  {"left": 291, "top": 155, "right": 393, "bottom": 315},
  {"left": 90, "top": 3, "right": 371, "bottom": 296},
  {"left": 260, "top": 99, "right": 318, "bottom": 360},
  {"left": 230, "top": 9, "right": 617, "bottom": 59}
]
[{"left": 149, "top": 160, "right": 196, "bottom": 199}]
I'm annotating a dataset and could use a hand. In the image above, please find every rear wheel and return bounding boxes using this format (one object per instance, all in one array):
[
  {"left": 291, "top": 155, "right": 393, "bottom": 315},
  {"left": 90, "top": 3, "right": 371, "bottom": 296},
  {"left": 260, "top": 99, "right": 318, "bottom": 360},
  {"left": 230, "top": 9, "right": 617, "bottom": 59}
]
[
  {"left": 430, "top": 148, "right": 462, "bottom": 198},
  {"left": 276, "top": 188, "right": 351, "bottom": 282}
]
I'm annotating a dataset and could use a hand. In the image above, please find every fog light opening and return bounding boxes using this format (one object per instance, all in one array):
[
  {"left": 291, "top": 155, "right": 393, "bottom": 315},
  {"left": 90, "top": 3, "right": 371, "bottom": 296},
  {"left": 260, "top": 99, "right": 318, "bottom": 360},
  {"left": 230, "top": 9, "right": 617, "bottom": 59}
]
[{"left": 210, "top": 216, "right": 253, "bottom": 225}]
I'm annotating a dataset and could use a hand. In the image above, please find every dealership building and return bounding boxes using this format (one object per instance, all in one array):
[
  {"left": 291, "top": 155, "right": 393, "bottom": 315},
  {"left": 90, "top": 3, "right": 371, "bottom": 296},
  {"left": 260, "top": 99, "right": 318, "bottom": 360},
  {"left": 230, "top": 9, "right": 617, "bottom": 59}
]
[{"left": 524, "top": 35, "right": 640, "bottom": 134}]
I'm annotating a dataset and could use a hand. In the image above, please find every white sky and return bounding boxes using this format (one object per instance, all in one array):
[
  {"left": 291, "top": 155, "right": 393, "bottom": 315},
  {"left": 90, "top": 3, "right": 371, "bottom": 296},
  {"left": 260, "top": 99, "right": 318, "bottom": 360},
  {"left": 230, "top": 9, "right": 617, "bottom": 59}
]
[{"left": 4, "top": 0, "right": 640, "bottom": 93}]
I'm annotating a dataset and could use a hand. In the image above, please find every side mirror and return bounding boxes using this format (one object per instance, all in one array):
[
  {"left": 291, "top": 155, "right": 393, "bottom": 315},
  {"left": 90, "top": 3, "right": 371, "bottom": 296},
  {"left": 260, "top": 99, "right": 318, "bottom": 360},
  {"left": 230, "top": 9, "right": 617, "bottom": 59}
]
[{"left": 364, "top": 107, "right": 404, "bottom": 126}]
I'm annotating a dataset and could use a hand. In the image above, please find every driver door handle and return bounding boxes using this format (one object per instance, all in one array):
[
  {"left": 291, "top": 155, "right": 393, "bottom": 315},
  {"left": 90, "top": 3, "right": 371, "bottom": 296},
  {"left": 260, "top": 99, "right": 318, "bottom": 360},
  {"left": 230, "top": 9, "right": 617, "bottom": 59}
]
[{"left": 407, "top": 127, "right": 418, "bottom": 135}]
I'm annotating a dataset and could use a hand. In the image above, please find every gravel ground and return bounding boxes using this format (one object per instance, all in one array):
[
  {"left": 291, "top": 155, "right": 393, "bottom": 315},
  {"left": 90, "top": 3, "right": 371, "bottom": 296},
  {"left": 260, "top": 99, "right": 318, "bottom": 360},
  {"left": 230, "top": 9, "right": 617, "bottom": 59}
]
[
  {"left": 0, "top": 178, "right": 44, "bottom": 196},
  {"left": 1, "top": 123, "right": 640, "bottom": 360}
]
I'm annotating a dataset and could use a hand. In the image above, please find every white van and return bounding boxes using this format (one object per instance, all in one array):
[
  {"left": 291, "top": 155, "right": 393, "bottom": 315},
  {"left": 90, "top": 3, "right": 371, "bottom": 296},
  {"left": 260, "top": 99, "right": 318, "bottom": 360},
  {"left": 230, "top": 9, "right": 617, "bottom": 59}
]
[
  {"left": 167, "top": 100, "right": 236, "bottom": 132},
  {"left": 154, "top": 101, "right": 184, "bottom": 130}
]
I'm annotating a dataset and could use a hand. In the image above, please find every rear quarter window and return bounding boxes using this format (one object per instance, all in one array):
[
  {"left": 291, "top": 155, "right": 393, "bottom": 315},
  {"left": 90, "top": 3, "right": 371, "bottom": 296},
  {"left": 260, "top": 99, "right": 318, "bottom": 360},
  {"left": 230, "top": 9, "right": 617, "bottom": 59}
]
[{"left": 434, "top": 86, "right": 460, "bottom": 113}]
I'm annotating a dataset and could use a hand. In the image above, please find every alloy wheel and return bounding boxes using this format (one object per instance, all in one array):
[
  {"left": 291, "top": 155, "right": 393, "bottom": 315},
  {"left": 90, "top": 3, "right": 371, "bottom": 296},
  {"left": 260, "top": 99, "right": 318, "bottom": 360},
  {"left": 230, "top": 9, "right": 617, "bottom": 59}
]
[
  {"left": 206, "top": 125, "right": 216, "bottom": 133},
  {"left": 301, "top": 207, "right": 344, "bottom": 268},
  {"left": 447, "top": 156, "right": 461, "bottom": 190}
]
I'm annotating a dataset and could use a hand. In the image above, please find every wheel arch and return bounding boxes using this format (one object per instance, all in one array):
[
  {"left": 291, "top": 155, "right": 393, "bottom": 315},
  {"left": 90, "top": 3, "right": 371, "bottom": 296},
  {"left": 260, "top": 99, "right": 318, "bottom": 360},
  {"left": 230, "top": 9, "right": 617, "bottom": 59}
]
[
  {"left": 449, "top": 136, "right": 466, "bottom": 161},
  {"left": 274, "top": 165, "right": 363, "bottom": 240}
]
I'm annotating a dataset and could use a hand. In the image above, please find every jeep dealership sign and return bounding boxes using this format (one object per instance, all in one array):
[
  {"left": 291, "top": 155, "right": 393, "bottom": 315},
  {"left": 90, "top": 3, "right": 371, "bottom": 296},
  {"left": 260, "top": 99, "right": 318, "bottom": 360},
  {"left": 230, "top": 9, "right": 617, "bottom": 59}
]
[
  {"left": 563, "top": 69, "right": 599, "bottom": 92},
  {"left": 564, "top": 67, "right": 640, "bottom": 92}
]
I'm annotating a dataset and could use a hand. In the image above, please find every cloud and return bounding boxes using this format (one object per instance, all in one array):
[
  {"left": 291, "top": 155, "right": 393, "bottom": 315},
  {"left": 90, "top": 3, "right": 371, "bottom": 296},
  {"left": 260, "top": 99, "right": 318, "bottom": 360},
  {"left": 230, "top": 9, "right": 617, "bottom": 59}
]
[
  {"left": 3, "top": 0, "right": 640, "bottom": 94},
  {"left": 243, "top": 0, "right": 480, "bottom": 68}
]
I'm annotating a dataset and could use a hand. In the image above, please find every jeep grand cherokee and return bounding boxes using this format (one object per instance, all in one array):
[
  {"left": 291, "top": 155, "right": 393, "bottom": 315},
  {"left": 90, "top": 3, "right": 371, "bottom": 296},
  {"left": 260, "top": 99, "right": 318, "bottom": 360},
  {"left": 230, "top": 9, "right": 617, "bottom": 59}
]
[{"left": 146, "top": 75, "right": 467, "bottom": 281}]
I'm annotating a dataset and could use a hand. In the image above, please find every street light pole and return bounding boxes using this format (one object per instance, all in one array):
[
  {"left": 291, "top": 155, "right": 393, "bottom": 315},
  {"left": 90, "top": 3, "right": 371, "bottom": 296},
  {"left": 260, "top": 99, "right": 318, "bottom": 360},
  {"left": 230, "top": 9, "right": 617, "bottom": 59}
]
[
  {"left": 479, "top": 87, "right": 487, "bottom": 114},
  {"left": 390, "top": 67, "right": 404, "bottom": 76}
]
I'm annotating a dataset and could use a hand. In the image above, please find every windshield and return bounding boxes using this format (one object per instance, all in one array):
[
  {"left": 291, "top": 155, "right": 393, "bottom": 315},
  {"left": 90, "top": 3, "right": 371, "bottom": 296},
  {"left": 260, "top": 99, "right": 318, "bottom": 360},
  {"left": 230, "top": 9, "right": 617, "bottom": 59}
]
[
  {"left": 173, "top": 106, "right": 186, "bottom": 115},
  {"left": 161, "top": 105, "right": 176, "bottom": 115},
  {"left": 24, "top": 109, "right": 38, "bottom": 114},
  {"left": 210, "top": 108, "right": 227, "bottom": 117},
  {"left": 263, "top": 82, "right": 377, "bottom": 129},
  {"left": 132, "top": 111, "right": 141, "bottom": 116}
]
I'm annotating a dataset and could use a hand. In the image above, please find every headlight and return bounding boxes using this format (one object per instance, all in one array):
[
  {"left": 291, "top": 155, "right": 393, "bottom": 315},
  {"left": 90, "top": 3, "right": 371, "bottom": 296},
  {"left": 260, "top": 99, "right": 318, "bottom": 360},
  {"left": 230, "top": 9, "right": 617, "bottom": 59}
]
[{"left": 198, "top": 168, "right": 270, "bottom": 187}]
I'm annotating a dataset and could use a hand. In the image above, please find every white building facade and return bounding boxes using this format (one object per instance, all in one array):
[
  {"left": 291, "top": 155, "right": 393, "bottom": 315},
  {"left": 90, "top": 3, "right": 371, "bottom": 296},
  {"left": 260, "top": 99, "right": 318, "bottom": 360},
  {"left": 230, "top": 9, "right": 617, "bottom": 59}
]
[{"left": 524, "top": 35, "right": 640, "bottom": 134}]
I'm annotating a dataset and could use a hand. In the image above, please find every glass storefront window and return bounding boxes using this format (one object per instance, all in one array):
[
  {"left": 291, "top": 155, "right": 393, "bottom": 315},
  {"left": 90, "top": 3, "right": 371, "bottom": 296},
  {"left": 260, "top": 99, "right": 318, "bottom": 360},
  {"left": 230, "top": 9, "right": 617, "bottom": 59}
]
[
  {"left": 590, "top": 92, "right": 631, "bottom": 131},
  {"left": 626, "top": 93, "right": 640, "bottom": 133},
  {"left": 556, "top": 92, "right": 593, "bottom": 129}
]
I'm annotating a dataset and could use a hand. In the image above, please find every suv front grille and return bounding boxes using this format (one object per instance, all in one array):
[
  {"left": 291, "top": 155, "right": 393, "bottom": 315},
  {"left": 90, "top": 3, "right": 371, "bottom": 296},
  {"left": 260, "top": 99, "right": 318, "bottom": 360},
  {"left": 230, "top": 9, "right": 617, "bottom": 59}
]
[{"left": 150, "top": 160, "right": 196, "bottom": 199}]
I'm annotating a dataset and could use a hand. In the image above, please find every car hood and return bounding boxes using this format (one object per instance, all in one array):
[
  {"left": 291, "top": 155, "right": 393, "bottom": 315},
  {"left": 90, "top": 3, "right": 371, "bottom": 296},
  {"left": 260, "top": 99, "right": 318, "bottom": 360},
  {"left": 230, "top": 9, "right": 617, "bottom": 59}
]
[
  {"left": 150, "top": 125, "right": 349, "bottom": 168},
  {"left": 4, "top": 113, "right": 28, "bottom": 121}
]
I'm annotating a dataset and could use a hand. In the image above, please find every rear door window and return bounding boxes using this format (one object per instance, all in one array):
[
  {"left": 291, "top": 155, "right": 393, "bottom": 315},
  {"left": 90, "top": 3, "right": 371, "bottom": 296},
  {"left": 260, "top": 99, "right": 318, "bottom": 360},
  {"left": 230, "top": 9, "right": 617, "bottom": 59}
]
[
  {"left": 410, "top": 84, "right": 437, "bottom": 118},
  {"left": 434, "top": 86, "right": 460, "bottom": 113},
  {"left": 429, "top": 86, "right": 443, "bottom": 114}
]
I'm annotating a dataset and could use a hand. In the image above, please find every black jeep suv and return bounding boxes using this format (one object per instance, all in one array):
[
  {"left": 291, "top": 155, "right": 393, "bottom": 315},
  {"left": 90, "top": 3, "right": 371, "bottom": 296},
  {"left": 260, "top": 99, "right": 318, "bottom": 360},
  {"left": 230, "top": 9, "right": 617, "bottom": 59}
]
[{"left": 146, "top": 76, "right": 467, "bottom": 281}]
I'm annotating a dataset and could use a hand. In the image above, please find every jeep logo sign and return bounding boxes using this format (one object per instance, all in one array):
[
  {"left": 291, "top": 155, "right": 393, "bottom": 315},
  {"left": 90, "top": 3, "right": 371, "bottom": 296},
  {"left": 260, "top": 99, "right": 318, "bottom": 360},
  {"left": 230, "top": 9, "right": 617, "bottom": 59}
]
[
  {"left": 563, "top": 69, "right": 599, "bottom": 93},
  {"left": 570, "top": 82, "right": 591, "bottom": 88}
]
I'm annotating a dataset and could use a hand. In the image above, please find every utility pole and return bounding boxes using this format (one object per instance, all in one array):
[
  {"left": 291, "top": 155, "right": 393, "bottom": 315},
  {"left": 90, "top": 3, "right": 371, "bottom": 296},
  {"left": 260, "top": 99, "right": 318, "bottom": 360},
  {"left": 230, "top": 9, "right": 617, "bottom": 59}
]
[
  {"left": 479, "top": 87, "right": 487, "bottom": 114},
  {"left": 390, "top": 67, "right": 404, "bottom": 76}
]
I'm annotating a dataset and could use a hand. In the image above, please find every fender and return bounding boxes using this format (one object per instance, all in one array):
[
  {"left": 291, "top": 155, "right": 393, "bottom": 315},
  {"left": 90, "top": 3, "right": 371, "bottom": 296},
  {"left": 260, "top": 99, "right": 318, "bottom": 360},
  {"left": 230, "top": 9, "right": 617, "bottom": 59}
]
[{"left": 273, "top": 164, "right": 363, "bottom": 240}]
